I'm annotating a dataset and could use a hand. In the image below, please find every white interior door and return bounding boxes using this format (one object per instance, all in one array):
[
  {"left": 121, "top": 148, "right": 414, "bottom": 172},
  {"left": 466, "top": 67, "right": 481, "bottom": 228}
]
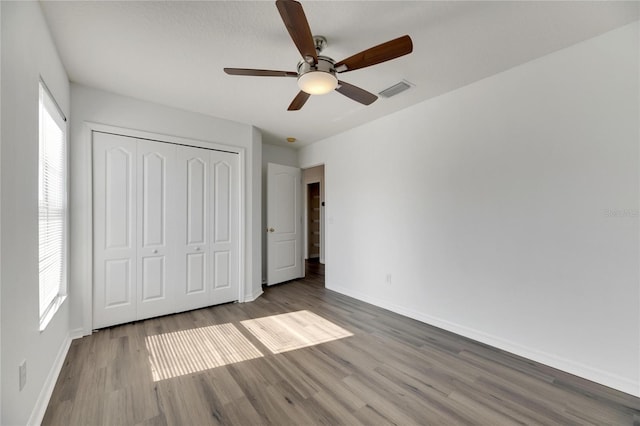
[
  {"left": 267, "top": 163, "right": 303, "bottom": 285},
  {"left": 93, "top": 132, "right": 137, "bottom": 328}
]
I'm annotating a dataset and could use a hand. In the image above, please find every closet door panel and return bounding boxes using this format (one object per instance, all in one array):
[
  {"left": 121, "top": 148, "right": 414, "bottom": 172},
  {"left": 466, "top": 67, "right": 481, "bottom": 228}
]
[
  {"left": 214, "top": 251, "right": 231, "bottom": 288},
  {"left": 186, "top": 252, "right": 206, "bottom": 293},
  {"left": 136, "top": 140, "right": 177, "bottom": 320},
  {"left": 141, "top": 256, "right": 165, "bottom": 300},
  {"left": 213, "top": 161, "right": 231, "bottom": 245},
  {"left": 104, "top": 148, "right": 132, "bottom": 249},
  {"left": 93, "top": 133, "right": 137, "bottom": 328},
  {"left": 175, "top": 146, "right": 211, "bottom": 312},
  {"left": 210, "top": 152, "right": 239, "bottom": 304},
  {"left": 142, "top": 152, "right": 166, "bottom": 247},
  {"left": 104, "top": 259, "right": 131, "bottom": 305},
  {"left": 187, "top": 157, "right": 207, "bottom": 245}
]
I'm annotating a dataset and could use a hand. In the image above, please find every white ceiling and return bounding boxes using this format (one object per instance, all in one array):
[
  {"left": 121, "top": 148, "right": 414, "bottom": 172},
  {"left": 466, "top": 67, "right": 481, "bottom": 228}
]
[{"left": 40, "top": 1, "right": 639, "bottom": 148}]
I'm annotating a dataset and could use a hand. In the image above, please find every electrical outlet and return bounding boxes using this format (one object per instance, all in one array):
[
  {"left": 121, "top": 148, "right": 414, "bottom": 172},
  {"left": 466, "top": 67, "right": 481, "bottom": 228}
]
[
  {"left": 385, "top": 274, "right": 392, "bottom": 284},
  {"left": 19, "top": 360, "right": 27, "bottom": 391}
]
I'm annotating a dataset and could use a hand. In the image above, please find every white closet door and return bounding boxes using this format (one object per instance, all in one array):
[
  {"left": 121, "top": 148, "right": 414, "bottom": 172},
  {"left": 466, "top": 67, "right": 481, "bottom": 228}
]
[
  {"left": 210, "top": 151, "right": 240, "bottom": 305},
  {"left": 175, "top": 145, "right": 211, "bottom": 312},
  {"left": 93, "top": 133, "right": 137, "bottom": 328},
  {"left": 136, "top": 140, "right": 178, "bottom": 320},
  {"left": 94, "top": 132, "right": 240, "bottom": 328}
]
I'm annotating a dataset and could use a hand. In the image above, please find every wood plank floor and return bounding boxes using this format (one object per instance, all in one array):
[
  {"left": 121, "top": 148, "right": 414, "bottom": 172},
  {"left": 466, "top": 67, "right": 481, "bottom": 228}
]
[{"left": 44, "top": 262, "right": 640, "bottom": 425}]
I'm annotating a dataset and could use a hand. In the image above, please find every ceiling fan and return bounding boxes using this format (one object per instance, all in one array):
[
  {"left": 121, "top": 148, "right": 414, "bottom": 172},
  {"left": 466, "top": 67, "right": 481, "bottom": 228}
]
[{"left": 224, "top": 0, "right": 413, "bottom": 111}]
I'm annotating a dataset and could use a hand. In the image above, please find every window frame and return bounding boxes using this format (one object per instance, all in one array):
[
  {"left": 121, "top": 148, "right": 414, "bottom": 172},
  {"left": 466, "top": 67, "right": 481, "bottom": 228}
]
[{"left": 38, "top": 79, "right": 68, "bottom": 331}]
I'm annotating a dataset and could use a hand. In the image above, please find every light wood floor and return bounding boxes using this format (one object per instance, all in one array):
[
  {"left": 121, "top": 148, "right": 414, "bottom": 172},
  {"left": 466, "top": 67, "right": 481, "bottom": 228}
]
[{"left": 44, "top": 262, "right": 640, "bottom": 425}]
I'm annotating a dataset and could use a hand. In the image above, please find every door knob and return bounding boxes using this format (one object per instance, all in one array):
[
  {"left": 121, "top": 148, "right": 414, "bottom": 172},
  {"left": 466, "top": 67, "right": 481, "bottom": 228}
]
[
  {"left": 195, "top": 247, "right": 201, "bottom": 251},
  {"left": 268, "top": 227, "right": 275, "bottom": 233},
  {"left": 152, "top": 249, "right": 158, "bottom": 254}
]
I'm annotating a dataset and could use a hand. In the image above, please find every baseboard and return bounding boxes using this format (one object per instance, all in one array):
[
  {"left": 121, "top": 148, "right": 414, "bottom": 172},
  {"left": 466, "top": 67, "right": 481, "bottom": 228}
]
[
  {"left": 27, "top": 333, "right": 72, "bottom": 426},
  {"left": 327, "top": 281, "right": 639, "bottom": 398},
  {"left": 244, "top": 288, "right": 263, "bottom": 303},
  {"left": 70, "top": 327, "right": 86, "bottom": 339}
]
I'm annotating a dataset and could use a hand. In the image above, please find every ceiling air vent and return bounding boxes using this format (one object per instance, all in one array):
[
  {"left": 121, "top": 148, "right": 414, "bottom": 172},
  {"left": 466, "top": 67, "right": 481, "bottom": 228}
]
[{"left": 378, "top": 80, "right": 412, "bottom": 98}]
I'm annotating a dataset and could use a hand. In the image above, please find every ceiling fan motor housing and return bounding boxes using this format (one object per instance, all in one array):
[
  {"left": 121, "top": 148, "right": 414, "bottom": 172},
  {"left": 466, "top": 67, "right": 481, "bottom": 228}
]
[
  {"left": 297, "top": 56, "right": 335, "bottom": 77},
  {"left": 297, "top": 56, "right": 338, "bottom": 95}
]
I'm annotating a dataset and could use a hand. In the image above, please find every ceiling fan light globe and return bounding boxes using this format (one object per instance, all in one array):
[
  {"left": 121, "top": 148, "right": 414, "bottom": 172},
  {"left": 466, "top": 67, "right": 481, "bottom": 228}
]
[{"left": 298, "top": 71, "right": 338, "bottom": 95}]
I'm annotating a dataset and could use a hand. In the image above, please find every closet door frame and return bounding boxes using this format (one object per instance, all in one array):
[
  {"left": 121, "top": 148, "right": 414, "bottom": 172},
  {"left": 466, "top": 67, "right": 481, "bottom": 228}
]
[{"left": 84, "top": 122, "right": 246, "bottom": 331}]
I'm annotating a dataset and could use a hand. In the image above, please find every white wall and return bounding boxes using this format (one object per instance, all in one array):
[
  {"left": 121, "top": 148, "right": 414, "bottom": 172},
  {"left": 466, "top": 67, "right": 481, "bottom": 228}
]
[
  {"left": 1, "top": 2, "right": 72, "bottom": 424},
  {"left": 249, "top": 127, "right": 263, "bottom": 300},
  {"left": 300, "top": 21, "right": 640, "bottom": 396},
  {"left": 261, "top": 144, "right": 299, "bottom": 282},
  {"left": 0, "top": 2, "right": 3, "bottom": 422},
  {"left": 69, "top": 84, "right": 263, "bottom": 332}
]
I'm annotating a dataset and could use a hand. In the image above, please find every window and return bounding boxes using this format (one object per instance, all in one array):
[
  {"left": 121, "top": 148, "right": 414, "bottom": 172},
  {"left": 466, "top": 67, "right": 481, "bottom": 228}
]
[{"left": 38, "top": 80, "right": 67, "bottom": 330}]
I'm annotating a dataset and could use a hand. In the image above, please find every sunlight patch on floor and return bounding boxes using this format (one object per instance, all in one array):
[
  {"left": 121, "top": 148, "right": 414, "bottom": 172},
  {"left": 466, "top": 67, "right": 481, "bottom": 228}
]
[
  {"left": 146, "top": 323, "right": 263, "bottom": 381},
  {"left": 145, "top": 310, "right": 353, "bottom": 381},
  {"left": 240, "top": 310, "right": 353, "bottom": 354}
]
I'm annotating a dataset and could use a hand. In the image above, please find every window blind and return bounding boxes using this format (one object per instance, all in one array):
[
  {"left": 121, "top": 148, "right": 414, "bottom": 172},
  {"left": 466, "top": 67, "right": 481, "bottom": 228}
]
[{"left": 39, "top": 82, "right": 67, "bottom": 325}]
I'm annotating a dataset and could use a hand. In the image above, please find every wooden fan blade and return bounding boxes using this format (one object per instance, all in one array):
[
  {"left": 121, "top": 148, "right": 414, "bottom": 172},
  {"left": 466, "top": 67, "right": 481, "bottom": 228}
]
[
  {"left": 336, "top": 81, "right": 377, "bottom": 106},
  {"left": 288, "top": 91, "right": 311, "bottom": 110},
  {"left": 224, "top": 68, "right": 298, "bottom": 77},
  {"left": 335, "top": 35, "right": 413, "bottom": 73},
  {"left": 276, "top": 0, "right": 318, "bottom": 63}
]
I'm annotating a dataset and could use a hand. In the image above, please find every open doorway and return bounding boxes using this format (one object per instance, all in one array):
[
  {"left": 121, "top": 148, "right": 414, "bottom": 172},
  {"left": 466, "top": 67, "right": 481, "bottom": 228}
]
[
  {"left": 307, "top": 182, "right": 321, "bottom": 259},
  {"left": 303, "top": 165, "right": 325, "bottom": 283}
]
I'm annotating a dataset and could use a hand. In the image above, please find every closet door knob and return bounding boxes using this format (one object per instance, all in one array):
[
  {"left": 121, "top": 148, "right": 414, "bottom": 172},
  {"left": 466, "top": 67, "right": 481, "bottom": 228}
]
[
  {"left": 195, "top": 247, "right": 201, "bottom": 251},
  {"left": 152, "top": 249, "right": 158, "bottom": 254}
]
